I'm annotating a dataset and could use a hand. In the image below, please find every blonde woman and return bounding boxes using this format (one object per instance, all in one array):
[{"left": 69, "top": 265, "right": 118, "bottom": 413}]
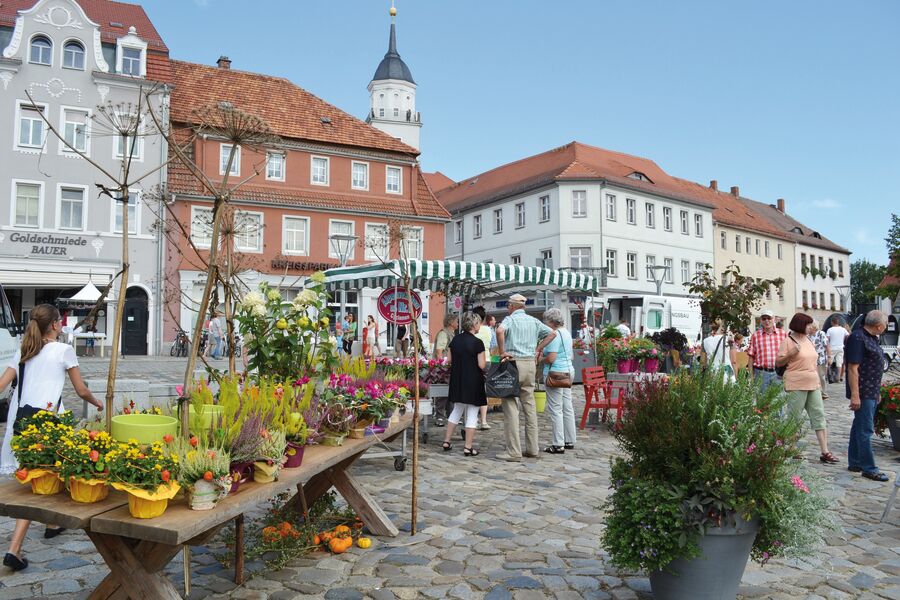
[{"left": 0, "top": 304, "right": 103, "bottom": 571}]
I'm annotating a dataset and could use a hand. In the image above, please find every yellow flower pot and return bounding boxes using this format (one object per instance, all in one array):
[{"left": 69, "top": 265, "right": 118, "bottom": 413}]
[
  {"left": 253, "top": 461, "right": 278, "bottom": 483},
  {"left": 111, "top": 482, "right": 181, "bottom": 519},
  {"left": 69, "top": 478, "right": 109, "bottom": 503},
  {"left": 16, "top": 469, "right": 62, "bottom": 495},
  {"left": 534, "top": 390, "right": 547, "bottom": 414}
]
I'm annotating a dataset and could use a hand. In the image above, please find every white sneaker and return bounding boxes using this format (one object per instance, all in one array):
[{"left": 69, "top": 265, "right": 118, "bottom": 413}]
[{"left": 479, "top": 422, "right": 491, "bottom": 430}]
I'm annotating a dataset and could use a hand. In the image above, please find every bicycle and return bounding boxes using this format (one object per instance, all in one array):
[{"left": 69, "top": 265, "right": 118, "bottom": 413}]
[{"left": 170, "top": 329, "right": 190, "bottom": 357}]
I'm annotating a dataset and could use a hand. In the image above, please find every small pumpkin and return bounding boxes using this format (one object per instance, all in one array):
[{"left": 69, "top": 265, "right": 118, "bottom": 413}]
[
  {"left": 329, "top": 536, "right": 353, "bottom": 554},
  {"left": 357, "top": 537, "right": 372, "bottom": 549},
  {"left": 320, "top": 531, "right": 333, "bottom": 543},
  {"left": 313, "top": 534, "right": 321, "bottom": 545},
  {"left": 334, "top": 524, "right": 352, "bottom": 535}
]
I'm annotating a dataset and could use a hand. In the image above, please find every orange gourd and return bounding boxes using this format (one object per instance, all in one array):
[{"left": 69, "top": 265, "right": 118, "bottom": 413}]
[
  {"left": 329, "top": 536, "right": 352, "bottom": 554},
  {"left": 334, "top": 524, "right": 351, "bottom": 535}
]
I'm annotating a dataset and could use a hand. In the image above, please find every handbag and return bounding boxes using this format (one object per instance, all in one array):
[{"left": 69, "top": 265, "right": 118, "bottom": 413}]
[
  {"left": 12, "top": 362, "right": 61, "bottom": 435},
  {"left": 774, "top": 334, "right": 800, "bottom": 378},
  {"left": 544, "top": 333, "right": 573, "bottom": 389}
]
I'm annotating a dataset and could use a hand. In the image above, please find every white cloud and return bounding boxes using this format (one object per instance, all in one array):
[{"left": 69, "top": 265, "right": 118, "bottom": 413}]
[{"left": 811, "top": 198, "right": 840, "bottom": 209}]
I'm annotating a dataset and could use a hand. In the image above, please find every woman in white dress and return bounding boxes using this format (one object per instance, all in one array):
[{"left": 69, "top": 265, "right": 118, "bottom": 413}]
[
  {"left": 0, "top": 304, "right": 103, "bottom": 571},
  {"left": 702, "top": 320, "right": 737, "bottom": 381}
]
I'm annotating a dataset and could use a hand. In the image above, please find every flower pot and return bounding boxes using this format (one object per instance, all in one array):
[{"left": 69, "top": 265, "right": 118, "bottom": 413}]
[
  {"left": 377, "top": 417, "right": 391, "bottom": 428},
  {"left": 252, "top": 461, "right": 279, "bottom": 483},
  {"left": 228, "top": 461, "right": 254, "bottom": 494},
  {"left": 110, "top": 414, "right": 179, "bottom": 445},
  {"left": 283, "top": 442, "right": 305, "bottom": 468},
  {"left": 349, "top": 427, "right": 367, "bottom": 439},
  {"left": 186, "top": 404, "right": 224, "bottom": 433},
  {"left": 112, "top": 483, "right": 181, "bottom": 519},
  {"left": 887, "top": 417, "right": 900, "bottom": 451},
  {"left": 649, "top": 514, "right": 759, "bottom": 600},
  {"left": 30, "top": 471, "right": 63, "bottom": 495},
  {"left": 617, "top": 359, "right": 637, "bottom": 374},
  {"left": 69, "top": 478, "right": 108, "bottom": 503},
  {"left": 188, "top": 479, "right": 222, "bottom": 510},
  {"left": 534, "top": 390, "right": 547, "bottom": 414},
  {"left": 322, "top": 433, "right": 346, "bottom": 447},
  {"left": 644, "top": 357, "right": 660, "bottom": 373}
]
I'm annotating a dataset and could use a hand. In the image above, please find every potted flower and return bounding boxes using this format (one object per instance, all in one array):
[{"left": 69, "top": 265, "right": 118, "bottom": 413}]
[
  {"left": 875, "top": 383, "right": 900, "bottom": 450},
  {"left": 175, "top": 437, "right": 231, "bottom": 510},
  {"left": 253, "top": 429, "right": 287, "bottom": 483},
  {"left": 612, "top": 339, "right": 636, "bottom": 373},
  {"left": 630, "top": 338, "right": 659, "bottom": 373},
  {"left": 108, "top": 439, "right": 180, "bottom": 519},
  {"left": 10, "top": 410, "right": 75, "bottom": 495},
  {"left": 602, "top": 372, "right": 829, "bottom": 600},
  {"left": 57, "top": 429, "right": 115, "bottom": 503},
  {"left": 321, "top": 402, "right": 354, "bottom": 447}
]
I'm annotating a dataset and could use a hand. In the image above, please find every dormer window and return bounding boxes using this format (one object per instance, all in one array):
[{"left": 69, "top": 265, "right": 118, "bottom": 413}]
[
  {"left": 30, "top": 36, "right": 52, "bottom": 65},
  {"left": 791, "top": 226, "right": 803, "bottom": 234},
  {"left": 122, "top": 47, "right": 142, "bottom": 75},
  {"left": 627, "top": 171, "right": 652, "bottom": 182},
  {"left": 811, "top": 231, "right": 822, "bottom": 239},
  {"left": 63, "top": 41, "right": 85, "bottom": 70},
  {"left": 116, "top": 27, "right": 148, "bottom": 77}
]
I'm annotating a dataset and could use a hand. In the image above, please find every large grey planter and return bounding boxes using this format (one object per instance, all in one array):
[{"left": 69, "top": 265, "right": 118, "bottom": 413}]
[
  {"left": 649, "top": 514, "right": 758, "bottom": 600},
  {"left": 887, "top": 416, "right": 900, "bottom": 451}
]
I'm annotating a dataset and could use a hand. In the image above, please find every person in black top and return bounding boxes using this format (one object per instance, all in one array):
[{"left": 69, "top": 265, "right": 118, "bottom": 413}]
[
  {"left": 396, "top": 323, "right": 408, "bottom": 357},
  {"left": 442, "top": 312, "right": 487, "bottom": 456},
  {"left": 846, "top": 310, "right": 889, "bottom": 481}
]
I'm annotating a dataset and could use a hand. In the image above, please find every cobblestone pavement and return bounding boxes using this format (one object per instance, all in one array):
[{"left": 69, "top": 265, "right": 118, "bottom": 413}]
[{"left": 1, "top": 359, "right": 900, "bottom": 599}]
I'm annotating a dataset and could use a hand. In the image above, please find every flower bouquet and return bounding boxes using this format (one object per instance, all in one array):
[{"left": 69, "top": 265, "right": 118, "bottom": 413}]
[
  {"left": 630, "top": 338, "right": 660, "bottom": 373},
  {"left": 57, "top": 429, "right": 115, "bottom": 503},
  {"left": 253, "top": 429, "right": 287, "bottom": 483},
  {"left": 108, "top": 439, "right": 180, "bottom": 519},
  {"left": 174, "top": 437, "right": 231, "bottom": 511},
  {"left": 11, "top": 410, "right": 75, "bottom": 495}
]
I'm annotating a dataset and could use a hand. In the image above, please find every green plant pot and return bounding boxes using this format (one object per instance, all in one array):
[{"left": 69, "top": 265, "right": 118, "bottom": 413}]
[
  {"left": 534, "top": 390, "right": 547, "bottom": 414},
  {"left": 111, "top": 414, "right": 179, "bottom": 445},
  {"left": 322, "top": 433, "right": 346, "bottom": 447},
  {"left": 187, "top": 404, "right": 224, "bottom": 433}
]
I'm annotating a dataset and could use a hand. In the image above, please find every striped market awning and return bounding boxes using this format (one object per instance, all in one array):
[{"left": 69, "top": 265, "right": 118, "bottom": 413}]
[{"left": 322, "top": 260, "right": 601, "bottom": 297}]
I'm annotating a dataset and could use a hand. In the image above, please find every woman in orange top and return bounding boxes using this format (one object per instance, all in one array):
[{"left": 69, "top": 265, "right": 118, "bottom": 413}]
[{"left": 776, "top": 312, "right": 837, "bottom": 464}]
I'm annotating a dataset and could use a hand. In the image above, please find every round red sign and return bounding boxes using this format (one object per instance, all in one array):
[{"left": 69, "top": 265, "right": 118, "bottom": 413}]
[{"left": 377, "top": 287, "right": 423, "bottom": 325}]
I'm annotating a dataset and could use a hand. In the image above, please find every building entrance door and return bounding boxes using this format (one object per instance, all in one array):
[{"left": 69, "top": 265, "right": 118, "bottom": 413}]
[{"left": 122, "top": 287, "right": 149, "bottom": 355}]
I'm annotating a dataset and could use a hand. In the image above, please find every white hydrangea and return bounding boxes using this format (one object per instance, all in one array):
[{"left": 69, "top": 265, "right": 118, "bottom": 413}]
[
  {"left": 293, "top": 289, "right": 318, "bottom": 308},
  {"left": 251, "top": 304, "right": 266, "bottom": 318},
  {"left": 241, "top": 291, "right": 265, "bottom": 311},
  {"left": 267, "top": 289, "right": 282, "bottom": 302}
]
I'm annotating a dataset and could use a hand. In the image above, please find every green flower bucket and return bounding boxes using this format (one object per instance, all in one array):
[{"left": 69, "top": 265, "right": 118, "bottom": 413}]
[
  {"left": 534, "top": 390, "right": 547, "bottom": 414},
  {"left": 187, "top": 404, "right": 224, "bottom": 433},
  {"left": 111, "top": 414, "right": 179, "bottom": 445}
]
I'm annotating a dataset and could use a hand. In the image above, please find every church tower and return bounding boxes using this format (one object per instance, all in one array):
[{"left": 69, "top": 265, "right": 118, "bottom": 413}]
[{"left": 367, "top": 5, "right": 421, "bottom": 150}]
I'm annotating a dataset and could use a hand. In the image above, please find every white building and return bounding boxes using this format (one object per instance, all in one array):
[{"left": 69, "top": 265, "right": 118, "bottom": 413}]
[{"left": 434, "top": 142, "right": 716, "bottom": 328}]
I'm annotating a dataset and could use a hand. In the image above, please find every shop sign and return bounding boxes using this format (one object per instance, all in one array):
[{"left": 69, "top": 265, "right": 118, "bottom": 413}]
[
  {"left": 377, "top": 287, "right": 422, "bottom": 325},
  {"left": 271, "top": 259, "right": 339, "bottom": 272},
  {"left": 7, "top": 232, "right": 87, "bottom": 256}
]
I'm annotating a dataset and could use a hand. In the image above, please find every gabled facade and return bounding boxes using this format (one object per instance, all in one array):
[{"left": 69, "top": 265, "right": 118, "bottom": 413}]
[{"left": 0, "top": 0, "right": 170, "bottom": 355}]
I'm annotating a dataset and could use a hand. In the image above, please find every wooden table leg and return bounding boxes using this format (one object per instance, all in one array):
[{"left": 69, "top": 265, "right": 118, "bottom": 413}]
[
  {"left": 234, "top": 514, "right": 245, "bottom": 585},
  {"left": 328, "top": 468, "right": 399, "bottom": 537},
  {"left": 87, "top": 532, "right": 184, "bottom": 600}
]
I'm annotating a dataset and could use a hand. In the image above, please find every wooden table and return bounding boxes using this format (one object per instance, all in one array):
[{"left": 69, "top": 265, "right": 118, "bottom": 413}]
[{"left": 0, "top": 415, "right": 413, "bottom": 600}]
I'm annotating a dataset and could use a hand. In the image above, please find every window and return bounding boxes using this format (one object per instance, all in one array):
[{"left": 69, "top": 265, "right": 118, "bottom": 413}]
[
  {"left": 493, "top": 208, "right": 503, "bottom": 234},
  {"left": 570, "top": 247, "right": 592, "bottom": 269},
  {"left": 606, "top": 194, "right": 616, "bottom": 221},
  {"left": 818, "top": 256, "right": 824, "bottom": 272},
  {"left": 745, "top": 237, "right": 751, "bottom": 254},
  {"left": 645, "top": 203, "right": 655, "bottom": 228},
  {"left": 830, "top": 293, "right": 836, "bottom": 311},
  {"left": 801, "top": 253, "right": 807, "bottom": 268},
  {"left": 755, "top": 239, "right": 761, "bottom": 256},
  {"left": 539, "top": 196, "right": 550, "bottom": 222},
  {"left": 234, "top": 211, "right": 263, "bottom": 252},
  {"left": 30, "top": 36, "right": 52, "bottom": 65},
  {"left": 219, "top": 144, "right": 240, "bottom": 176},
  {"left": 695, "top": 262, "right": 705, "bottom": 276},
  {"left": 62, "top": 109, "right": 88, "bottom": 153},
  {"left": 777, "top": 284, "right": 784, "bottom": 301},
  {"left": 572, "top": 191, "right": 587, "bottom": 218},
  {"left": 328, "top": 220, "right": 354, "bottom": 259},
  {"left": 17, "top": 103, "right": 45, "bottom": 149},
  {"left": 802, "top": 290, "right": 808, "bottom": 306},
  {"left": 473, "top": 214, "right": 482, "bottom": 238},
  {"left": 765, "top": 241, "right": 770, "bottom": 257},
  {"left": 386, "top": 166, "right": 402, "bottom": 193},
  {"left": 605, "top": 249, "right": 617, "bottom": 277},
  {"left": 663, "top": 207, "right": 672, "bottom": 231},
  {"left": 828, "top": 258, "right": 834, "bottom": 274},
  {"left": 351, "top": 162, "right": 368, "bottom": 190},
  {"left": 311, "top": 156, "right": 329, "bottom": 185},
  {"left": 283, "top": 216, "right": 309, "bottom": 255},
  {"left": 63, "top": 41, "right": 85, "bottom": 69},
  {"left": 680, "top": 210, "right": 689, "bottom": 234},
  {"left": 113, "top": 193, "right": 138, "bottom": 234},
  {"left": 839, "top": 295, "right": 846, "bottom": 311},
  {"left": 664, "top": 258, "right": 674, "bottom": 283},
  {"left": 401, "top": 226, "right": 423, "bottom": 260},
  {"left": 393, "top": 107, "right": 399, "bottom": 117},
  {"left": 838, "top": 260, "right": 844, "bottom": 277},
  {"left": 694, "top": 214, "right": 703, "bottom": 237},
  {"left": 626, "top": 199, "right": 636, "bottom": 224},
  {"left": 114, "top": 114, "right": 143, "bottom": 161},
  {"left": 777, "top": 244, "right": 783, "bottom": 260},
  {"left": 626, "top": 252, "right": 637, "bottom": 279},
  {"left": 719, "top": 231, "right": 727, "bottom": 249},
  {"left": 453, "top": 220, "right": 462, "bottom": 244},
  {"left": 735, "top": 234, "right": 742, "bottom": 253},
  {"left": 511, "top": 254, "right": 522, "bottom": 265},
  {"left": 365, "top": 223, "right": 388, "bottom": 260},
  {"left": 59, "top": 187, "right": 85, "bottom": 230},
  {"left": 14, "top": 182, "right": 41, "bottom": 228},
  {"left": 515, "top": 202, "right": 525, "bottom": 228},
  {"left": 121, "top": 47, "right": 142, "bottom": 76},
  {"left": 266, "top": 153, "right": 285, "bottom": 181},
  {"left": 540, "top": 249, "right": 553, "bottom": 268},
  {"left": 645, "top": 255, "right": 656, "bottom": 280},
  {"left": 681, "top": 260, "right": 690, "bottom": 283},
  {"left": 190, "top": 206, "right": 213, "bottom": 248}
]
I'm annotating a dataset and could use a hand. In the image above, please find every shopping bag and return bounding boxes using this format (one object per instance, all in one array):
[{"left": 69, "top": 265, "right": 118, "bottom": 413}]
[
  {"left": 485, "top": 361, "right": 520, "bottom": 398},
  {"left": 827, "top": 361, "right": 839, "bottom": 384}
]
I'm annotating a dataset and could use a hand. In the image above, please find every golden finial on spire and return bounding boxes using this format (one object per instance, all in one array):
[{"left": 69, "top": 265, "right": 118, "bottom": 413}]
[{"left": 390, "top": 0, "right": 397, "bottom": 17}]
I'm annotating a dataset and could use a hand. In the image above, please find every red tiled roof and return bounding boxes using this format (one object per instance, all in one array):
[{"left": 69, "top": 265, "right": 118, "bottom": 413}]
[
  {"left": 422, "top": 171, "right": 455, "bottom": 193},
  {"left": 879, "top": 259, "right": 899, "bottom": 289},
  {"left": 0, "top": 0, "right": 168, "bottom": 51},
  {"left": 436, "top": 142, "right": 716, "bottom": 212},
  {"left": 145, "top": 51, "right": 171, "bottom": 82},
  {"left": 169, "top": 60, "right": 418, "bottom": 156},
  {"left": 738, "top": 197, "right": 850, "bottom": 253}
]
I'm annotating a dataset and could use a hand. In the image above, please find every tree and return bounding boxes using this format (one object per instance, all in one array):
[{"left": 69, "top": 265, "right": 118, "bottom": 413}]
[
  {"left": 851, "top": 259, "right": 888, "bottom": 310},
  {"left": 686, "top": 263, "right": 784, "bottom": 334},
  {"left": 879, "top": 213, "right": 900, "bottom": 301},
  {"left": 886, "top": 213, "right": 900, "bottom": 259}
]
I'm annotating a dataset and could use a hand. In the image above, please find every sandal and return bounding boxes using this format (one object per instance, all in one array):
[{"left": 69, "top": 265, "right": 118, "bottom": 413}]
[
  {"left": 544, "top": 445, "right": 565, "bottom": 454},
  {"left": 463, "top": 447, "right": 479, "bottom": 457},
  {"left": 442, "top": 442, "right": 452, "bottom": 452},
  {"left": 862, "top": 471, "right": 889, "bottom": 482},
  {"left": 819, "top": 452, "right": 839, "bottom": 464},
  {"left": 564, "top": 443, "right": 575, "bottom": 450}
]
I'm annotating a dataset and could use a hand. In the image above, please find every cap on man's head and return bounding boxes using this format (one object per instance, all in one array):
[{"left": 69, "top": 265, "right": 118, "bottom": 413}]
[
  {"left": 760, "top": 309, "right": 774, "bottom": 318},
  {"left": 509, "top": 293, "right": 527, "bottom": 305}
]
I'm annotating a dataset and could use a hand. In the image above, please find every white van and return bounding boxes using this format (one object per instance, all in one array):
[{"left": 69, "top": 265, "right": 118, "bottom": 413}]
[
  {"left": 0, "top": 284, "right": 20, "bottom": 418},
  {"left": 600, "top": 295, "right": 703, "bottom": 343}
]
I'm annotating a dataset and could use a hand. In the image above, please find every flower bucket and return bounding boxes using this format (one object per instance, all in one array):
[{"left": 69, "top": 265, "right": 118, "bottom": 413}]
[
  {"left": 69, "top": 478, "right": 108, "bottom": 503},
  {"left": 617, "top": 359, "right": 635, "bottom": 374},
  {"left": 110, "top": 414, "right": 179, "bottom": 445},
  {"left": 252, "top": 461, "right": 278, "bottom": 483},
  {"left": 228, "top": 461, "right": 254, "bottom": 494},
  {"left": 18, "top": 470, "right": 63, "bottom": 495},
  {"left": 644, "top": 357, "right": 660, "bottom": 373},
  {"left": 112, "top": 482, "right": 180, "bottom": 519},
  {"left": 322, "top": 433, "right": 346, "bottom": 447},
  {"left": 534, "top": 390, "right": 547, "bottom": 414},
  {"left": 188, "top": 479, "right": 221, "bottom": 511},
  {"left": 349, "top": 427, "right": 367, "bottom": 439},
  {"left": 283, "top": 442, "right": 305, "bottom": 469},
  {"left": 377, "top": 417, "right": 392, "bottom": 428}
]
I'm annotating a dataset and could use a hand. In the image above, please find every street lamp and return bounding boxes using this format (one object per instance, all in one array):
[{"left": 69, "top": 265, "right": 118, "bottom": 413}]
[
  {"left": 834, "top": 285, "right": 851, "bottom": 314},
  {"left": 329, "top": 233, "right": 358, "bottom": 347},
  {"left": 647, "top": 265, "right": 670, "bottom": 297}
]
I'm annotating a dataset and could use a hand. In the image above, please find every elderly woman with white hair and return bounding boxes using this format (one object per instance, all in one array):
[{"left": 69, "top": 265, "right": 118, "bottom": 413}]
[{"left": 539, "top": 308, "right": 576, "bottom": 454}]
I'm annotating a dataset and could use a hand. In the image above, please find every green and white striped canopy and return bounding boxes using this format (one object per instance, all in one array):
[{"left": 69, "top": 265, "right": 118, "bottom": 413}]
[{"left": 323, "top": 260, "right": 601, "bottom": 296}]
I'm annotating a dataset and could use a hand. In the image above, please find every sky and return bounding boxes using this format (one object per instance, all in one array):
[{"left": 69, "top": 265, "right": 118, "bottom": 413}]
[{"left": 140, "top": 0, "right": 899, "bottom": 264}]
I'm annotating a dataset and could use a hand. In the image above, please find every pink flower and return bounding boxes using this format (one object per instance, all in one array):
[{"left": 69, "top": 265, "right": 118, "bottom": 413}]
[
  {"left": 746, "top": 443, "right": 757, "bottom": 454},
  {"left": 790, "top": 475, "right": 809, "bottom": 493}
]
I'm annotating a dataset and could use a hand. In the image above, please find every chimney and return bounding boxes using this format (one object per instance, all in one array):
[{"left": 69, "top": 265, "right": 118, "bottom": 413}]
[
  {"left": 730, "top": 186, "right": 739, "bottom": 197},
  {"left": 216, "top": 56, "right": 231, "bottom": 69},
  {"left": 776, "top": 198, "right": 785, "bottom": 213},
  {"left": 709, "top": 180, "right": 718, "bottom": 191}
]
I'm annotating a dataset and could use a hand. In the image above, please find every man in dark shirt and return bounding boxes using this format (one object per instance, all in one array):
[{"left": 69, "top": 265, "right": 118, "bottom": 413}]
[{"left": 846, "top": 310, "right": 889, "bottom": 481}]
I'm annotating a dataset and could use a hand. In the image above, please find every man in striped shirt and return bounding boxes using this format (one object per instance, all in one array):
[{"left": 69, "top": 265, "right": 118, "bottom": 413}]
[{"left": 747, "top": 309, "right": 787, "bottom": 391}]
